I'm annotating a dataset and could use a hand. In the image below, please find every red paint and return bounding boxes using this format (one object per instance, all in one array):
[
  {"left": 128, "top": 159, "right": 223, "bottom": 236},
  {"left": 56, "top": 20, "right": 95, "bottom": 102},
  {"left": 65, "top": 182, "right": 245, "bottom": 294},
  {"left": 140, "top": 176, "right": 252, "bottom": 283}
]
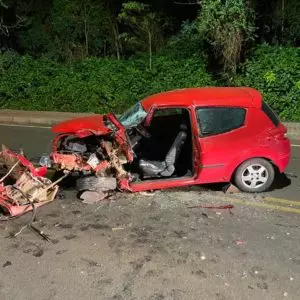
[
  {"left": 0, "top": 148, "right": 51, "bottom": 217},
  {"left": 2, "top": 147, "right": 47, "bottom": 177},
  {"left": 234, "top": 240, "right": 247, "bottom": 246},
  {"left": 0, "top": 198, "right": 50, "bottom": 217},
  {"left": 52, "top": 115, "right": 111, "bottom": 135},
  {"left": 52, "top": 153, "right": 93, "bottom": 171},
  {"left": 51, "top": 87, "right": 291, "bottom": 192},
  {"left": 141, "top": 87, "right": 262, "bottom": 112}
]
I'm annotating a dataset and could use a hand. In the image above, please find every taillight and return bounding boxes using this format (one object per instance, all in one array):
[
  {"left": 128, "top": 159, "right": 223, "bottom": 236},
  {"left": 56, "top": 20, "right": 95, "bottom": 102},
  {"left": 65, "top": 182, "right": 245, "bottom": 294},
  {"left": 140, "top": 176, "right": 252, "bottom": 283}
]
[{"left": 269, "top": 123, "right": 288, "bottom": 140}]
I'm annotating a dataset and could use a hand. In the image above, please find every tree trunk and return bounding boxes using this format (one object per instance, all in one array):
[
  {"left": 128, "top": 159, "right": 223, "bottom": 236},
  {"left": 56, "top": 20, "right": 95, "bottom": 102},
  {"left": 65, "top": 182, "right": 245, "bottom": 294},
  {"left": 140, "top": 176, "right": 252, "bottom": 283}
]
[
  {"left": 281, "top": 0, "right": 285, "bottom": 37},
  {"left": 113, "top": 24, "right": 120, "bottom": 60},
  {"left": 84, "top": 4, "right": 89, "bottom": 56},
  {"left": 148, "top": 30, "right": 152, "bottom": 70}
]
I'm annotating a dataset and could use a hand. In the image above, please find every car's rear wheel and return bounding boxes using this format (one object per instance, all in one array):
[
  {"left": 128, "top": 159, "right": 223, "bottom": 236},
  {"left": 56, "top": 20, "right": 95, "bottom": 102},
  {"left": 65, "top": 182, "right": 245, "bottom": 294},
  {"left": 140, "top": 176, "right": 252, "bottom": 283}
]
[{"left": 234, "top": 158, "right": 275, "bottom": 193}]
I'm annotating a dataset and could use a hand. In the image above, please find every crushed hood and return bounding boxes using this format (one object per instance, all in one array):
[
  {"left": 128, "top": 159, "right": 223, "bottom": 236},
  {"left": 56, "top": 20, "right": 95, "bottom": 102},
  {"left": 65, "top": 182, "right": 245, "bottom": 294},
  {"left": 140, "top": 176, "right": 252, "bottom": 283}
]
[{"left": 52, "top": 115, "right": 112, "bottom": 135}]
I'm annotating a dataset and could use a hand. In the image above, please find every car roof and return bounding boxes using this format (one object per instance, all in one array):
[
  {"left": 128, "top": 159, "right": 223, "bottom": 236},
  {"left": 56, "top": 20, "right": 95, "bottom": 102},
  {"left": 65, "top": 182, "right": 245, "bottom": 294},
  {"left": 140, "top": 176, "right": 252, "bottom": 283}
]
[{"left": 141, "top": 87, "right": 262, "bottom": 111}]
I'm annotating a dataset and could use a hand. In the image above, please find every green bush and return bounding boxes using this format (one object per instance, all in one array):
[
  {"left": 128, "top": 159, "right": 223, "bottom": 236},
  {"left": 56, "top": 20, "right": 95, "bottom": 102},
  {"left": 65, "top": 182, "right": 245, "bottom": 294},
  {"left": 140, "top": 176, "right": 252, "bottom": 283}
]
[
  {"left": 0, "top": 52, "right": 214, "bottom": 114},
  {"left": 234, "top": 45, "right": 300, "bottom": 121}
]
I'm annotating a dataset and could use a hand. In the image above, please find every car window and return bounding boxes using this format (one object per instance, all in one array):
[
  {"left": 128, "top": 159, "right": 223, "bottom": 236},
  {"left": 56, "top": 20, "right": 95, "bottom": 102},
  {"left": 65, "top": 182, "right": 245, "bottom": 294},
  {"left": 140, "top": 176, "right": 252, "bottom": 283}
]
[
  {"left": 262, "top": 102, "right": 279, "bottom": 126},
  {"left": 196, "top": 107, "right": 246, "bottom": 136}
]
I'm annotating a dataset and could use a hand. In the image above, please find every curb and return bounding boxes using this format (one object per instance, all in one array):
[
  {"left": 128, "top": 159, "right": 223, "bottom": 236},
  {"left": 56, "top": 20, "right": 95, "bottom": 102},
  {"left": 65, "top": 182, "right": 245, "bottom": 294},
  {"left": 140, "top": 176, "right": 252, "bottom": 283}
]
[
  {"left": 284, "top": 122, "right": 300, "bottom": 140},
  {"left": 0, "top": 109, "right": 94, "bottom": 126},
  {"left": 0, "top": 110, "right": 299, "bottom": 139}
]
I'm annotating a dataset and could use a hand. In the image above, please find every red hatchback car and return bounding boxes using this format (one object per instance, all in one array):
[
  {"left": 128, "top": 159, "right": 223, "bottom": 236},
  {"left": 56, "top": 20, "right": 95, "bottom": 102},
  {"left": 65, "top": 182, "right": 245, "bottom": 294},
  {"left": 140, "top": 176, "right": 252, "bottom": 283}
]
[{"left": 49, "top": 87, "right": 291, "bottom": 193}]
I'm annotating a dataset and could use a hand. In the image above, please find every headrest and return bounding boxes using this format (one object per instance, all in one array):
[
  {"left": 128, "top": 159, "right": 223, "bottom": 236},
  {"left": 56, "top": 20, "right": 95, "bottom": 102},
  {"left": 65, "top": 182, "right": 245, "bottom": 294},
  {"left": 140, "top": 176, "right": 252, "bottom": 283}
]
[{"left": 180, "top": 124, "right": 188, "bottom": 131}]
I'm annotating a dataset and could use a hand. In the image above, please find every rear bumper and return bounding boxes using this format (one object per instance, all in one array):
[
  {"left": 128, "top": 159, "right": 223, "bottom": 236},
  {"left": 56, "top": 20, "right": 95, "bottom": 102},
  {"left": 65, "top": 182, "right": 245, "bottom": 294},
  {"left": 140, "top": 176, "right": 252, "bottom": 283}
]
[
  {"left": 274, "top": 138, "right": 291, "bottom": 172},
  {"left": 277, "top": 153, "right": 291, "bottom": 173}
]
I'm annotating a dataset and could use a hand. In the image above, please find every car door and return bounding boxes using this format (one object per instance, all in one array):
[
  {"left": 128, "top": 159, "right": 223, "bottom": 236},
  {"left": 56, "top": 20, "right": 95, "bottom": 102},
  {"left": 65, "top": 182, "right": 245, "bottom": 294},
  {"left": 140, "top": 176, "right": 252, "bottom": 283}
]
[
  {"left": 195, "top": 106, "right": 248, "bottom": 184},
  {"left": 129, "top": 106, "right": 199, "bottom": 192}
]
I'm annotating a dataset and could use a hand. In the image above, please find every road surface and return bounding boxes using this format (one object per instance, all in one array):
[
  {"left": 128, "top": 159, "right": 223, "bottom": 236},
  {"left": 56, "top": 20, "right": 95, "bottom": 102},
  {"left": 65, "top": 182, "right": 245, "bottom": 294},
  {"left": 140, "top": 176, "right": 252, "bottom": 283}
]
[{"left": 0, "top": 124, "right": 300, "bottom": 300}]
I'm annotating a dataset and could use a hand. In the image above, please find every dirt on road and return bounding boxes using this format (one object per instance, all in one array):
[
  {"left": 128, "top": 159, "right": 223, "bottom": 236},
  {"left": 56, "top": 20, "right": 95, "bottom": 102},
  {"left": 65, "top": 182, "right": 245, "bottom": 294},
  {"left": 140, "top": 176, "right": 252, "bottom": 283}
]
[{"left": 0, "top": 188, "right": 299, "bottom": 300}]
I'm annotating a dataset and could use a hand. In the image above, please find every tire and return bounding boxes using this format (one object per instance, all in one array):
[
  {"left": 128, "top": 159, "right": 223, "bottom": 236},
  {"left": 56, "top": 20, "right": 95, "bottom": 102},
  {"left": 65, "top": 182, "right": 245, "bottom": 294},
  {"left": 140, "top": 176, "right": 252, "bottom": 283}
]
[
  {"left": 234, "top": 158, "right": 275, "bottom": 193},
  {"left": 76, "top": 176, "right": 117, "bottom": 192}
]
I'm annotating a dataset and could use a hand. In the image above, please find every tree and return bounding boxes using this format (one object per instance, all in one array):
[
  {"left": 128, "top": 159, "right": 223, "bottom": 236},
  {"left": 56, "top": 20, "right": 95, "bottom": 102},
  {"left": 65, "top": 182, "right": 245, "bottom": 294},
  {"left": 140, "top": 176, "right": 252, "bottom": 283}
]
[
  {"left": 271, "top": 0, "right": 300, "bottom": 44},
  {"left": 118, "top": 1, "right": 165, "bottom": 69},
  {"left": 197, "top": 0, "right": 256, "bottom": 74},
  {"left": 0, "top": 0, "right": 27, "bottom": 37},
  {"left": 51, "top": 0, "right": 117, "bottom": 60}
]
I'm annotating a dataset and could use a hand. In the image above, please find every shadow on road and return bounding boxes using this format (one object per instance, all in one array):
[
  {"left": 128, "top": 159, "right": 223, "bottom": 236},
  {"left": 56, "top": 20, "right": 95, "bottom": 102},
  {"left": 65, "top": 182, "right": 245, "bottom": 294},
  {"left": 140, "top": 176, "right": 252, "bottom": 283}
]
[{"left": 269, "top": 173, "right": 292, "bottom": 191}]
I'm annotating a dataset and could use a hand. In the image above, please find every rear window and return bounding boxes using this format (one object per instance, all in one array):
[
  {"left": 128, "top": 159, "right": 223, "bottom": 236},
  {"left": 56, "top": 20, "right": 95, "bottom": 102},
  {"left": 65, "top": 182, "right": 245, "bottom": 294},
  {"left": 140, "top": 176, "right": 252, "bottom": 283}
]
[
  {"left": 196, "top": 107, "right": 246, "bottom": 136},
  {"left": 262, "top": 102, "right": 280, "bottom": 126}
]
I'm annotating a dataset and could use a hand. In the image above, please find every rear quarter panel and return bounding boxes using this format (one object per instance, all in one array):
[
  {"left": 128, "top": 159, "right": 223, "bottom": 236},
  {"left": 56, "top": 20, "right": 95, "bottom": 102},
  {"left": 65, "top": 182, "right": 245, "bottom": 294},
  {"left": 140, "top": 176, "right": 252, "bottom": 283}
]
[{"left": 196, "top": 107, "right": 285, "bottom": 183}]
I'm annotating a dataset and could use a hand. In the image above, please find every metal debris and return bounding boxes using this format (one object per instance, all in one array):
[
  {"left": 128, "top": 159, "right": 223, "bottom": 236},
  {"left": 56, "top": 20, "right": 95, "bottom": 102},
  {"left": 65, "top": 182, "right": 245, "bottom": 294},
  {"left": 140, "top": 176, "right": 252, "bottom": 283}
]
[
  {"left": 0, "top": 145, "right": 68, "bottom": 240},
  {"left": 0, "top": 145, "right": 65, "bottom": 217}
]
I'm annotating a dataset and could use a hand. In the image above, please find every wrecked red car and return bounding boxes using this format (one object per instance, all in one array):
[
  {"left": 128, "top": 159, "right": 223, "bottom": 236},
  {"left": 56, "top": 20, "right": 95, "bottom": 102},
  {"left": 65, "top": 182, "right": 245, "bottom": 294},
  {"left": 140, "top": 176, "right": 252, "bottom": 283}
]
[{"left": 40, "top": 87, "right": 291, "bottom": 193}]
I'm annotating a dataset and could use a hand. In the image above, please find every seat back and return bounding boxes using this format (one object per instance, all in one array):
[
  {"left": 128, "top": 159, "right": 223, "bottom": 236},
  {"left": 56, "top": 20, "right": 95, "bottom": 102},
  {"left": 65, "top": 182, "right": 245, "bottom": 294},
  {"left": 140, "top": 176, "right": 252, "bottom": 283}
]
[{"left": 164, "top": 125, "right": 187, "bottom": 167}]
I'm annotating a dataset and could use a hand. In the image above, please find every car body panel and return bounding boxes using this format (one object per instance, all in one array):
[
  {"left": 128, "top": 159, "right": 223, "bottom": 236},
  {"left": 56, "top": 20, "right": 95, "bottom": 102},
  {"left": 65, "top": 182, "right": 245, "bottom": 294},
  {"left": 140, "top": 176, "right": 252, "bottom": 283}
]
[
  {"left": 50, "top": 87, "right": 291, "bottom": 192},
  {"left": 141, "top": 87, "right": 262, "bottom": 111},
  {"left": 52, "top": 115, "right": 111, "bottom": 136},
  {"left": 195, "top": 106, "right": 290, "bottom": 184}
]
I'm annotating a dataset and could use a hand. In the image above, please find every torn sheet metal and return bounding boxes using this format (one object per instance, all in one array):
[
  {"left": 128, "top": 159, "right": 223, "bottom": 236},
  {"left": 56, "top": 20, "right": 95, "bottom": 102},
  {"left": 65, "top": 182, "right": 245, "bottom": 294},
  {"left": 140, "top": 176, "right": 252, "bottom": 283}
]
[
  {"left": 0, "top": 145, "right": 60, "bottom": 217},
  {"left": 49, "top": 133, "right": 129, "bottom": 181}
]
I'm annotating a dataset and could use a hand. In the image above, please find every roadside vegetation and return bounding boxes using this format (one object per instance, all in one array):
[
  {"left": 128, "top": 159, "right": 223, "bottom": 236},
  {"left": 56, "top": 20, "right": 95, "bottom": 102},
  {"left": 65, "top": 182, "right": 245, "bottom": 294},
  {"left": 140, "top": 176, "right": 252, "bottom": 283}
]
[{"left": 0, "top": 0, "right": 299, "bottom": 120}]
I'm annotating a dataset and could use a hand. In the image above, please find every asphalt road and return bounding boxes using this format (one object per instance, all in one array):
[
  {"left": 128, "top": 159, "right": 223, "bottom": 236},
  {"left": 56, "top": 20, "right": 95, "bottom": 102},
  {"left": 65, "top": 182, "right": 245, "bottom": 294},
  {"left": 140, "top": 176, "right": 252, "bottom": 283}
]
[
  {"left": 0, "top": 124, "right": 300, "bottom": 300},
  {"left": 0, "top": 123, "right": 299, "bottom": 200}
]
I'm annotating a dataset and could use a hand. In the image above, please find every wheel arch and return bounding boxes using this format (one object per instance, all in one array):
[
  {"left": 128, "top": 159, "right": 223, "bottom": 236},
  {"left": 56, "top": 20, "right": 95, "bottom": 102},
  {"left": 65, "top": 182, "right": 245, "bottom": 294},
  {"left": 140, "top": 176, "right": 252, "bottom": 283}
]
[{"left": 228, "top": 156, "right": 278, "bottom": 181}]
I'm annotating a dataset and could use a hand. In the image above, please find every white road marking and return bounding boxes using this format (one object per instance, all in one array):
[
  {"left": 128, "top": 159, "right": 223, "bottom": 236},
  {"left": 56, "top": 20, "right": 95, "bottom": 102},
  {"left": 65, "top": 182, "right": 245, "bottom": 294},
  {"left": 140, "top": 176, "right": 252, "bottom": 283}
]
[
  {"left": 291, "top": 144, "right": 300, "bottom": 147},
  {"left": 0, "top": 123, "right": 51, "bottom": 129}
]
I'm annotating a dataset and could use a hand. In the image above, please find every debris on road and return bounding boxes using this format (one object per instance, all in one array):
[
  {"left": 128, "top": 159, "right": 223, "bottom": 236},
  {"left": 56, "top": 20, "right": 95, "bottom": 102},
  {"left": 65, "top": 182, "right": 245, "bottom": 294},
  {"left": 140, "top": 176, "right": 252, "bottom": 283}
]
[
  {"left": 112, "top": 227, "right": 124, "bottom": 231},
  {"left": 77, "top": 176, "right": 117, "bottom": 204},
  {"left": 188, "top": 204, "right": 234, "bottom": 210},
  {"left": 223, "top": 183, "right": 241, "bottom": 194},
  {"left": 139, "top": 191, "right": 156, "bottom": 197},
  {"left": 200, "top": 253, "right": 206, "bottom": 260},
  {"left": 234, "top": 240, "right": 247, "bottom": 246},
  {"left": 79, "top": 190, "right": 107, "bottom": 204},
  {"left": 2, "top": 261, "right": 12, "bottom": 268},
  {"left": 0, "top": 145, "right": 66, "bottom": 217},
  {"left": 0, "top": 145, "right": 69, "bottom": 240},
  {"left": 286, "top": 172, "right": 297, "bottom": 178}
]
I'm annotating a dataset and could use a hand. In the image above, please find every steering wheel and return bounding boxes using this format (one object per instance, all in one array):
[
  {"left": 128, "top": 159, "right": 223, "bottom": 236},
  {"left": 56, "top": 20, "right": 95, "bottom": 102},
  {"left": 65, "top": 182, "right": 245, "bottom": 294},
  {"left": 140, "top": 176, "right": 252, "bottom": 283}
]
[{"left": 135, "top": 124, "right": 151, "bottom": 138}]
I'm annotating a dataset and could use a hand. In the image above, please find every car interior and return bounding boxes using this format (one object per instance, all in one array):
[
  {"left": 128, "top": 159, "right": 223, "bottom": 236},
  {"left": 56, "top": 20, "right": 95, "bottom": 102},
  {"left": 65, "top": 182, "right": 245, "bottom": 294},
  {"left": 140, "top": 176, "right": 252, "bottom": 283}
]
[{"left": 126, "top": 108, "right": 194, "bottom": 181}]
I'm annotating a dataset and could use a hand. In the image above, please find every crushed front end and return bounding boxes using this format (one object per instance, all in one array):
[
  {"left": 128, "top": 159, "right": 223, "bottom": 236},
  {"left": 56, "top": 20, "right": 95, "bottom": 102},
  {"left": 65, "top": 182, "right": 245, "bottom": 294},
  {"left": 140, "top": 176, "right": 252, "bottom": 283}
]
[{"left": 42, "top": 113, "right": 135, "bottom": 190}]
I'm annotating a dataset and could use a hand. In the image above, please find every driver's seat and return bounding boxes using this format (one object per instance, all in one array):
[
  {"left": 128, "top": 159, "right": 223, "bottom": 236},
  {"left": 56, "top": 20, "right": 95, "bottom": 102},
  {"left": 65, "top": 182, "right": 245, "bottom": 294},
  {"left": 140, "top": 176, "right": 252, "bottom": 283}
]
[{"left": 138, "top": 124, "right": 187, "bottom": 178}]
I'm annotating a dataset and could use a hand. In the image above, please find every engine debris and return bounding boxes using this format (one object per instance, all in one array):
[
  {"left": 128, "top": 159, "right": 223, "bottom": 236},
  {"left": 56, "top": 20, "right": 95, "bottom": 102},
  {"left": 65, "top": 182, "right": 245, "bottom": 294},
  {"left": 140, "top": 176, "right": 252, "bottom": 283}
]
[
  {"left": 50, "top": 134, "right": 129, "bottom": 180},
  {"left": 0, "top": 145, "right": 64, "bottom": 217}
]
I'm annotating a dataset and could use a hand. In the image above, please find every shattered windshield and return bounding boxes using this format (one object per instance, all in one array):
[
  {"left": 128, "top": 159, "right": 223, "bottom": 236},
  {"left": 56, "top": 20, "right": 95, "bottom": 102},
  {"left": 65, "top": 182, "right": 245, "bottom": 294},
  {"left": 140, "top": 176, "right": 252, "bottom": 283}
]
[{"left": 118, "top": 102, "right": 147, "bottom": 129}]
